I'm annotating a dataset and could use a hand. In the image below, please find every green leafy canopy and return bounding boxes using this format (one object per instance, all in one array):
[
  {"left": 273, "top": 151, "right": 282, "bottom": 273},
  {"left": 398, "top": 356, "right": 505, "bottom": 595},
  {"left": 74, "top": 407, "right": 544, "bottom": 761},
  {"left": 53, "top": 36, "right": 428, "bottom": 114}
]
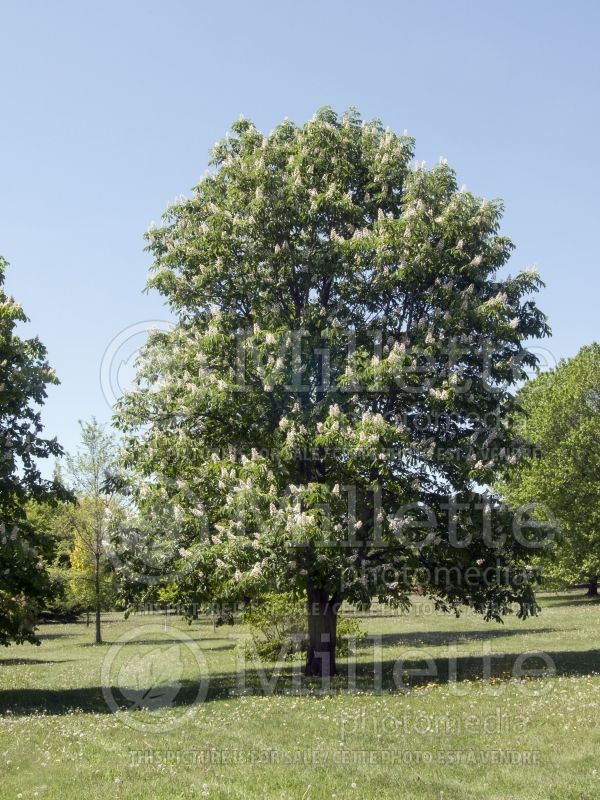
[
  {"left": 115, "top": 107, "right": 550, "bottom": 623},
  {"left": 0, "top": 256, "right": 68, "bottom": 645},
  {"left": 501, "top": 343, "right": 600, "bottom": 587}
]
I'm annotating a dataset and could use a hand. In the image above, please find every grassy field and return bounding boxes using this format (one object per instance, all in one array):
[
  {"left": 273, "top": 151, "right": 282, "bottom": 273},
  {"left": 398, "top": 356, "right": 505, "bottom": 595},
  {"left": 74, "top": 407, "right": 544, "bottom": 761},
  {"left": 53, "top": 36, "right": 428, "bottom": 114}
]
[{"left": 1, "top": 592, "right": 599, "bottom": 799}]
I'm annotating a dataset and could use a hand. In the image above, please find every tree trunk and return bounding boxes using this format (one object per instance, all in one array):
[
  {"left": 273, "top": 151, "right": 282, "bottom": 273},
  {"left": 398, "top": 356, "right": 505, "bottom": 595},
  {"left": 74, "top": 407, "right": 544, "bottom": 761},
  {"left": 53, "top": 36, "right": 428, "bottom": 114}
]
[
  {"left": 587, "top": 576, "right": 598, "bottom": 597},
  {"left": 305, "top": 585, "right": 339, "bottom": 677},
  {"left": 94, "top": 549, "right": 102, "bottom": 644}
]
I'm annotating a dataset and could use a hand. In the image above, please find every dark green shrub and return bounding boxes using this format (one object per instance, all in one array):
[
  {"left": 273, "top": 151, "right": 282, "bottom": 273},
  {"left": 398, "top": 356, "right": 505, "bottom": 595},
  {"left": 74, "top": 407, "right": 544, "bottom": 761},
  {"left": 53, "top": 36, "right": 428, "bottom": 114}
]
[{"left": 241, "top": 593, "right": 365, "bottom": 661}]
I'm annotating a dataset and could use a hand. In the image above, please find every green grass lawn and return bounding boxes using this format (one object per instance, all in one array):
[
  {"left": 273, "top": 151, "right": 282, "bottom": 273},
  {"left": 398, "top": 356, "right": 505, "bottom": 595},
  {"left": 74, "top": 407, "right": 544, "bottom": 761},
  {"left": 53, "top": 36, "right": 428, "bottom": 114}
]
[{"left": 1, "top": 593, "right": 599, "bottom": 799}]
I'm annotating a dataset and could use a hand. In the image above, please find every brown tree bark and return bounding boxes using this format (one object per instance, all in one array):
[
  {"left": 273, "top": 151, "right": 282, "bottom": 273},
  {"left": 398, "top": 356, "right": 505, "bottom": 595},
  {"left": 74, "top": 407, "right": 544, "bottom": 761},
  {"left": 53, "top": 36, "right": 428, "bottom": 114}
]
[
  {"left": 305, "top": 585, "right": 340, "bottom": 677},
  {"left": 586, "top": 576, "right": 598, "bottom": 597},
  {"left": 94, "top": 549, "right": 102, "bottom": 644}
]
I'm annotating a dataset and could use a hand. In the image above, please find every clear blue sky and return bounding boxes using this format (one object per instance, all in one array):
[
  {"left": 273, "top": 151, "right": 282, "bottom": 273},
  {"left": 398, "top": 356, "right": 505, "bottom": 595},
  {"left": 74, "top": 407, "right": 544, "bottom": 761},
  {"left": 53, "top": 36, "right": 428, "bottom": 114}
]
[{"left": 1, "top": 0, "right": 598, "bottom": 466}]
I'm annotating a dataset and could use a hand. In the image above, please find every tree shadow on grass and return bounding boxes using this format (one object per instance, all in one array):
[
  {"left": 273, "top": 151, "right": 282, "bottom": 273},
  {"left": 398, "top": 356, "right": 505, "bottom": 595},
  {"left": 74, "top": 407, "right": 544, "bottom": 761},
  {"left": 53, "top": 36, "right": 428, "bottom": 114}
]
[
  {"left": 374, "top": 627, "right": 557, "bottom": 647},
  {"left": 541, "top": 594, "right": 600, "bottom": 608},
  {"left": 76, "top": 637, "right": 236, "bottom": 649},
  {"left": 0, "top": 658, "right": 74, "bottom": 667},
  {"left": 369, "top": 648, "right": 600, "bottom": 687},
  {"left": 1, "top": 648, "right": 599, "bottom": 717}
]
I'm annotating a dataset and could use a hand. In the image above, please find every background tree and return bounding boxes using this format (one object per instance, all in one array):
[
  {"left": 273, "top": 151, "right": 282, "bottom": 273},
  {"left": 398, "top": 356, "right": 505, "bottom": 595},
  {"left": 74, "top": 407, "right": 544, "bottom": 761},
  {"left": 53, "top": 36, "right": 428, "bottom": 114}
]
[
  {"left": 25, "top": 485, "right": 76, "bottom": 622},
  {"left": 500, "top": 344, "right": 600, "bottom": 596},
  {"left": 116, "top": 109, "right": 550, "bottom": 676},
  {"left": 66, "top": 418, "right": 117, "bottom": 643},
  {"left": 0, "top": 256, "right": 67, "bottom": 645},
  {"left": 66, "top": 497, "right": 118, "bottom": 624}
]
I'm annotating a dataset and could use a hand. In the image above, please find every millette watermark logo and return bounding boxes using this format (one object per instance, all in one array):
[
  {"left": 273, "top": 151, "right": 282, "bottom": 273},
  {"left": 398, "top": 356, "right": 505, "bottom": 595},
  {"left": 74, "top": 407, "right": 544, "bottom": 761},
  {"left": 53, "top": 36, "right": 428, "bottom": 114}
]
[
  {"left": 100, "top": 320, "right": 174, "bottom": 408},
  {"left": 100, "top": 624, "right": 209, "bottom": 732}
]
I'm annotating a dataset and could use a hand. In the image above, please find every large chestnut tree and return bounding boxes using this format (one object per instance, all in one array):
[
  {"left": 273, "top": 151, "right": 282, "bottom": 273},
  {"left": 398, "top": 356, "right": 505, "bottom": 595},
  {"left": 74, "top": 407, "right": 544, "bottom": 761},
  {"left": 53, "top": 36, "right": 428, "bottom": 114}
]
[{"left": 116, "top": 108, "right": 549, "bottom": 676}]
